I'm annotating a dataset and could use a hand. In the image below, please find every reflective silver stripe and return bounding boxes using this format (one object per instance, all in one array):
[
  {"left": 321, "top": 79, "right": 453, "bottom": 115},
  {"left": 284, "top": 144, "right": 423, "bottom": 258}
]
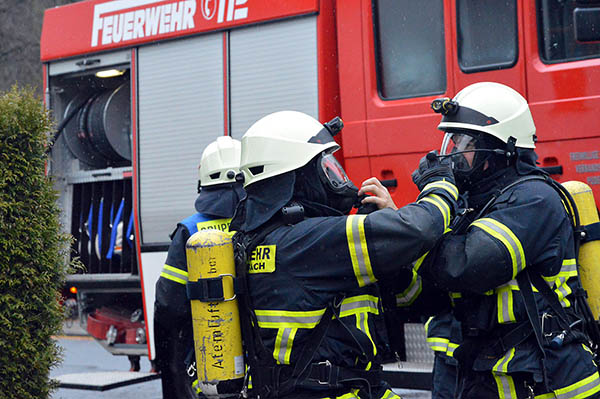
[
  {"left": 347, "top": 215, "right": 376, "bottom": 287},
  {"left": 500, "top": 290, "right": 511, "bottom": 323},
  {"left": 556, "top": 277, "right": 571, "bottom": 306},
  {"left": 493, "top": 347, "right": 515, "bottom": 374},
  {"left": 381, "top": 389, "right": 400, "bottom": 399},
  {"left": 396, "top": 273, "right": 422, "bottom": 307},
  {"left": 447, "top": 343, "right": 458, "bottom": 357},
  {"left": 277, "top": 328, "right": 293, "bottom": 364},
  {"left": 340, "top": 298, "right": 378, "bottom": 314},
  {"left": 553, "top": 371, "right": 600, "bottom": 399},
  {"left": 419, "top": 194, "right": 450, "bottom": 228},
  {"left": 561, "top": 262, "right": 577, "bottom": 273},
  {"left": 358, "top": 313, "right": 367, "bottom": 332},
  {"left": 494, "top": 373, "right": 517, "bottom": 399},
  {"left": 422, "top": 180, "right": 459, "bottom": 200},
  {"left": 427, "top": 337, "right": 449, "bottom": 352},
  {"left": 471, "top": 218, "right": 525, "bottom": 276},
  {"left": 160, "top": 266, "right": 189, "bottom": 284},
  {"left": 256, "top": 313, "right": 323, "bottom": 325}
]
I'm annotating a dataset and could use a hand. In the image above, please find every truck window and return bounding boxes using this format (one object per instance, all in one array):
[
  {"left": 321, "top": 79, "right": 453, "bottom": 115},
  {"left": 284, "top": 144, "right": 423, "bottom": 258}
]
[
  {"left": 457, "top": 0, "right": 518, "bottom": 73},
  {"left": 373, "top": 0, "right": 446, "bottom": 99},
  {"left": 538, "top": 0, "right": 600, "bottom": 63}
]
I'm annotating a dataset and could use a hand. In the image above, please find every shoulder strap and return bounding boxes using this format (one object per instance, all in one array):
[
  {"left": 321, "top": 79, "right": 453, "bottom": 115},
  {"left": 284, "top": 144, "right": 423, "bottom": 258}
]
[
  {"left": 475, "top": 175, "right": 547, "bottom": 220},
  {"left": 516, "top": 269, "right": 550, "bottom": 387},
  {"left": 233, "top": 221, "right": 285, "bottom": 395}
]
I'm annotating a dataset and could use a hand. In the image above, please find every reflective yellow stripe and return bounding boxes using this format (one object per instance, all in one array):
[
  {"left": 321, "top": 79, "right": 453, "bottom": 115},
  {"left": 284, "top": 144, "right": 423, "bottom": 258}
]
[
  {"left": 424, "top": 316, "right": 433, "bottom": 334},
  {"left": 555, "top": 277, "right": 573, "bottom": 308},
  {"left": 321, "top": 389, "right": 361, "bottom": 399},
  {"left": 471, "top": 218, "right": 526, "bottom": 279},
  {"left": 493, "top": 347, "right": 516, "bottom": 374},
  {"left": 339, "top": 295, "right": 379, "bottom": 317},
  {"left": 381, "top": 389, "right": 402, "bottom": 399},
  {"left": 339, "top": 296, "right": 379, "bottom": 359},
  {"left": 497, "top": 283, "right": 516, "bottom": 324},
  {"left": 422, "top": 180, "right": 459, "bottom": 201},
  {"left": 413, "top": 252, "right": 429, "bottom": 272},
  {"left": 419, "top": 194, "right": 450, "bottom": 229},
  {"left": 256, "top": 309, "right": 325, "bottom": 365},
  {"left": 447, "top": 342, "right": 458, "bottom": 357},
  {"left": 535, "top": 371, "right": 600, "bottom": 399},
  {"left": 346, "top": 215, "right": 376, "bottom": 287},
  {"left": 426, "top": 337, "right": 458, "bottom": 357},
  {"left": 160, "top": 264, "right": 188, "bottom": 285},
  {"left": 192, "top": 379, "right": 202, "bottom": 394},
  {"left": 494, "top": 372, "right": 517, "bottom": 399},
  {"left": 427, "top": 337, "right": 450, "bottom": 352},
  {"left": 273, "top": 327, "right": 298, "bottom": 364},
  {"left": 395, "top": 270, "right": 422, "bottom": 307},
  {"left": 255, "top": 309, "right": 326, "bottom": 329}
]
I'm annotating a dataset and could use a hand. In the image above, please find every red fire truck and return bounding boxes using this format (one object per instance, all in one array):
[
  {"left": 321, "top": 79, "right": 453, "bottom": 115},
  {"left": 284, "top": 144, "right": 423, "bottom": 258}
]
[{"left": 42, "top": 0, "right": 600, "bottom": 394}]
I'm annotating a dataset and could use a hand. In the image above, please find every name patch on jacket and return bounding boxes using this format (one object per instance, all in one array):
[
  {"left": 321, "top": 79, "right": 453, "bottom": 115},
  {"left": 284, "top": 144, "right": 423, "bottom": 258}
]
[
  {"left": 248, "top": 245, "right": 276, "bottom": 273},
  {"left": 196, "top": 218, "right": 231, "bottom": 233}
]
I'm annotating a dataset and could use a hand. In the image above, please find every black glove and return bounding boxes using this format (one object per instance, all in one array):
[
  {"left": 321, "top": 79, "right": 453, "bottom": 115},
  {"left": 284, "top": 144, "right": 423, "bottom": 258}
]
[
  {"left": 411, "top": 151, "right": 455, "bottom": 191},
  {"left": 354, "top": 194, "right": 379, "bottom": 214}
]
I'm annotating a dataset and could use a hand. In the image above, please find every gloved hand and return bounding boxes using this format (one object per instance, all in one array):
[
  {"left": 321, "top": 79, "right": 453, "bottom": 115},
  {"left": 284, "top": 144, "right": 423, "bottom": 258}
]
[{"left": 411, "top": 151, "right": 455, "bottom": 191}]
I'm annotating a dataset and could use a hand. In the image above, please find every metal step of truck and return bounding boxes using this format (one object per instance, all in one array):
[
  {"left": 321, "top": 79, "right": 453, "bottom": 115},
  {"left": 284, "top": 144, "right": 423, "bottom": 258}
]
[{"left": 56, "top": 371, "right": 160, "bottom": 391}]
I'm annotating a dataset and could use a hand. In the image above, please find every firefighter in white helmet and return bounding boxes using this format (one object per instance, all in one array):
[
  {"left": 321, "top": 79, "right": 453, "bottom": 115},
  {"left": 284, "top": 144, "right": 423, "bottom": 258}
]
[
  {"left": 375, "top": 82, "right": 600, "bottom": 398},
  {"left": 154, "top": 136, "right": 244, "bottom": 399},
  {"left": 230, "top": 110, "right": 458, "bottom": 398}
]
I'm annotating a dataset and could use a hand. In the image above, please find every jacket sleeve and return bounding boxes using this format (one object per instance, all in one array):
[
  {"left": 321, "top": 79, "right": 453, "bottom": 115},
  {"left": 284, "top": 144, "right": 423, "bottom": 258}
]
[
  {"left": 281, "top": 181, "right": 458, "bottom": 293},
  {"left": 419, "top": 181, "right": 569, "bottom": 294},
  {"left": 154, "top": 224, "right": 192, "bottom": 326},
  {"left": 365, "top": 180, "right": 458, "bottom": 281}
]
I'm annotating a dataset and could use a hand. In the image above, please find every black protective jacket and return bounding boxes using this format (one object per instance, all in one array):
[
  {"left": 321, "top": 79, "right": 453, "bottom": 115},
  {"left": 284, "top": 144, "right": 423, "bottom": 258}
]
[
  {"left": 154, "top": 184, "right": 241, "bottom": 399},
  {"left": 240, "top": 181, "right": 458, "bottom": 398},
  {"left": 419, "top": 172, "right": 600, "bottom": 397}
]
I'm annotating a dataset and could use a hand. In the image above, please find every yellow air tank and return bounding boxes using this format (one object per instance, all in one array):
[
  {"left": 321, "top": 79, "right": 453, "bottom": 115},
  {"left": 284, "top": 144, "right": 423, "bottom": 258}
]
[
  {"left": 186, "top": 229, "right": 244, "bottom": 398},
  {"left": 563, "top": 181, "right": 600, "bottom": 319}
]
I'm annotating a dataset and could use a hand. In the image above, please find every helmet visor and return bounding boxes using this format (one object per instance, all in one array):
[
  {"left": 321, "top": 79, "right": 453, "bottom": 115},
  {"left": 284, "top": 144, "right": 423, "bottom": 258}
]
[
  {"left": 319, "top": 153, "right": 350, "bottom": 191},
  {"left": 440, "top": 132, "right": 479, "bottom": 173}
]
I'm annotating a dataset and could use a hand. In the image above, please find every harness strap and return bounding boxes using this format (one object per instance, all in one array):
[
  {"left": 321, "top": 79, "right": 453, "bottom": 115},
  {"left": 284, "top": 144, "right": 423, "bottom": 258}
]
[
  {"left": 259, "top": 361, "right": 382, "bottom": 392},
  {"left": 234, "top": 221, "right": 283, "bottom": 394},
  {"left": 580, "top": 222, "right": 600, "bottom": 243},
  {"left": 480, "top": 322, "right": 532, "bottom": 358},
  {"left": 517, "top": 269, "right": 549, "bottom": 388}
]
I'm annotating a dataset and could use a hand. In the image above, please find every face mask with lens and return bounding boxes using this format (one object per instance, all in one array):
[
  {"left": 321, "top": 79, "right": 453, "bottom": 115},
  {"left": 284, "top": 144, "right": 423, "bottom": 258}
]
[
  {"left": 317, "top": 152, "right": 358, "bottom": 213},
  {"left": 440, "top": 132, "right": 479, "bottom": 173},
  {"left": 440, "top": 131, "right": 501, "bottom": 191}
]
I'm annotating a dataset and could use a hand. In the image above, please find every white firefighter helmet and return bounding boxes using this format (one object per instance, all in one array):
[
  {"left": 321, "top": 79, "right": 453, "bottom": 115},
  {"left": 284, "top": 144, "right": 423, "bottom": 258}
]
[
  {"left": 240, "top": 111, "right": 340, "bottom": 188},
  {"left": 199, "top": 136, "right": 242, "bottom": 187},
  {"left": 436, "top": 82, "right": 536, "bottom": 149}
]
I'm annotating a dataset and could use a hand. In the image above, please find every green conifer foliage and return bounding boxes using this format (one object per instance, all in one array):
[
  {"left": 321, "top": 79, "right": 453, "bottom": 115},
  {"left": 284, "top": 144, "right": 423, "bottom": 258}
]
[{"left": 0, "top": 86, "right": 70, "bottom": 399}]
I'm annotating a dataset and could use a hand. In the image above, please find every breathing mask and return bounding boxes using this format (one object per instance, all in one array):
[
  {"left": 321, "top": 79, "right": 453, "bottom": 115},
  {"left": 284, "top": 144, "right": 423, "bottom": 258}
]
[
  {"left": 314, "top": 152, "right": 358, "bottom": 214},
  {"left": 439, "top": 130, "right": 509, "bottom": 191}
]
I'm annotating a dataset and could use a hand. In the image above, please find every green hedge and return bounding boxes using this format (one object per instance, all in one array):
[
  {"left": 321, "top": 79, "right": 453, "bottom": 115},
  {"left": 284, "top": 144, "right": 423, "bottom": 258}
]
[{"left": 0, "top": 86, "right": 70, "bottom": 399}]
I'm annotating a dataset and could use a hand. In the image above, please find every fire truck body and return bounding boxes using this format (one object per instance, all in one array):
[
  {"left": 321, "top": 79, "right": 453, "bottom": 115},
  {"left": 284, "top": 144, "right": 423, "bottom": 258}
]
[{"left": 41, "top": 0, "right": 600, "bottom": 388}]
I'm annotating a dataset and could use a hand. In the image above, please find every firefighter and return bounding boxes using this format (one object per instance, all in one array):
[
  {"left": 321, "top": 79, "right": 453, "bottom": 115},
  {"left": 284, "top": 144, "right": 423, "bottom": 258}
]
[
  {"left": 425, "top": 313, "right": 461, "bottom": 399},
  {"left": 414, "top": 82, "right": 600, "bottom": 398},
  {"left": 230, "top": 110, "right": 459, "bottom": 399},
  {"left": 154, "top": 136, "right": 244, "bottom": 399}
]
